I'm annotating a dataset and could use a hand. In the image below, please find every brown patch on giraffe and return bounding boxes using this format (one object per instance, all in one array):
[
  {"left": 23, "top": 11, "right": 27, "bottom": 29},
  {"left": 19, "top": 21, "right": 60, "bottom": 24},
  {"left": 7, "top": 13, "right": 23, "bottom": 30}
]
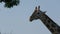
[
  {"left": 50, "top": 28, "right": 55, "bottom": 33},
  {"left": 45, "top": 24, "right": 50, "bottom": 29}
]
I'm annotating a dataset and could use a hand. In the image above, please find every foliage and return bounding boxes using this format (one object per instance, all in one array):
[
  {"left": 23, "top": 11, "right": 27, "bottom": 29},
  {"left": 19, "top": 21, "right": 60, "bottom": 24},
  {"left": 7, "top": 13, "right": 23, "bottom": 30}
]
[{"left": 0, "top": 0, "right": 20, "bottom": 8}]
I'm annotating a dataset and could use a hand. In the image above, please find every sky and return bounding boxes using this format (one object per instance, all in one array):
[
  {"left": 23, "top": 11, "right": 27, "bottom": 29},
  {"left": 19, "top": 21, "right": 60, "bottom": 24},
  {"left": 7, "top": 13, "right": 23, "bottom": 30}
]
[{"left": 0, "top": 0, "right": 60, "bottom": 34}]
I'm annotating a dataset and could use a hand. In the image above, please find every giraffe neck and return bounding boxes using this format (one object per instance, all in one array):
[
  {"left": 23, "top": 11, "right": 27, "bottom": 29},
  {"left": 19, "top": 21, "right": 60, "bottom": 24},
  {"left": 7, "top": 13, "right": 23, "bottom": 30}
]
[{"left": 38, "top": 12, "right": 60, "bottom": 34}]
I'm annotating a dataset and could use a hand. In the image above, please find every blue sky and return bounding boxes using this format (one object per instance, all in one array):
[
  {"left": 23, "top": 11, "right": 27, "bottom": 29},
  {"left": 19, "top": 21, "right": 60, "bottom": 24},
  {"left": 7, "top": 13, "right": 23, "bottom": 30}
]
[{"left": 0, "top": 0, "right": 60, "bottom": 34}]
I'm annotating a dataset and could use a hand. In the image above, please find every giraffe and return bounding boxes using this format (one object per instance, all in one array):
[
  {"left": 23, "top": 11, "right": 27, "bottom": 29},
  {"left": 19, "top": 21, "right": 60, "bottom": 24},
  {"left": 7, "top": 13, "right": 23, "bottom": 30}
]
[{"left": 29, "top": 6, "right": 60, "bottom": 34}]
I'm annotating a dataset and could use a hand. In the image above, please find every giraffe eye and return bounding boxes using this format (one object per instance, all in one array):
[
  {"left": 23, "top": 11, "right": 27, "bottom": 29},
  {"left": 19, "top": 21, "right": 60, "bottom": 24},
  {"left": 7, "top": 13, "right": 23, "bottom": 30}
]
[{"left": 37, "top": 12, "right": 40, "bottom": 14}]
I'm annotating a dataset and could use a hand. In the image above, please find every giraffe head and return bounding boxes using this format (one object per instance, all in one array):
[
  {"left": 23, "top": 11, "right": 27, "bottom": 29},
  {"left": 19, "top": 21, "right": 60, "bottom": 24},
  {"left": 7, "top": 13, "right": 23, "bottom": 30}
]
[{"left": 30, "top": 6, "right": 46, "bottom": 22}]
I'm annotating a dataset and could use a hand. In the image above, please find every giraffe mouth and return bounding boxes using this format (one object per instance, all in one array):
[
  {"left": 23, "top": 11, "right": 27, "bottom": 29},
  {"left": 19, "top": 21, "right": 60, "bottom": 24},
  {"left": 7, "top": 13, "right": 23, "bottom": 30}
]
[
  {"left": 29, "top": 18, "right": 33, "bottom": 22},
  {"left": 29, "top": 16, "right": 33, "bottom": 22}
]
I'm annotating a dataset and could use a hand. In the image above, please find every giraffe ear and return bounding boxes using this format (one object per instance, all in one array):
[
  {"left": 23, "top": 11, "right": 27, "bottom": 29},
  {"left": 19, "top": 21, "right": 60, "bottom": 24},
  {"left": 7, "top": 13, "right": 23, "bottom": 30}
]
[{"left": 43, "top": 11, "right": 47, "bottom": 13}]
